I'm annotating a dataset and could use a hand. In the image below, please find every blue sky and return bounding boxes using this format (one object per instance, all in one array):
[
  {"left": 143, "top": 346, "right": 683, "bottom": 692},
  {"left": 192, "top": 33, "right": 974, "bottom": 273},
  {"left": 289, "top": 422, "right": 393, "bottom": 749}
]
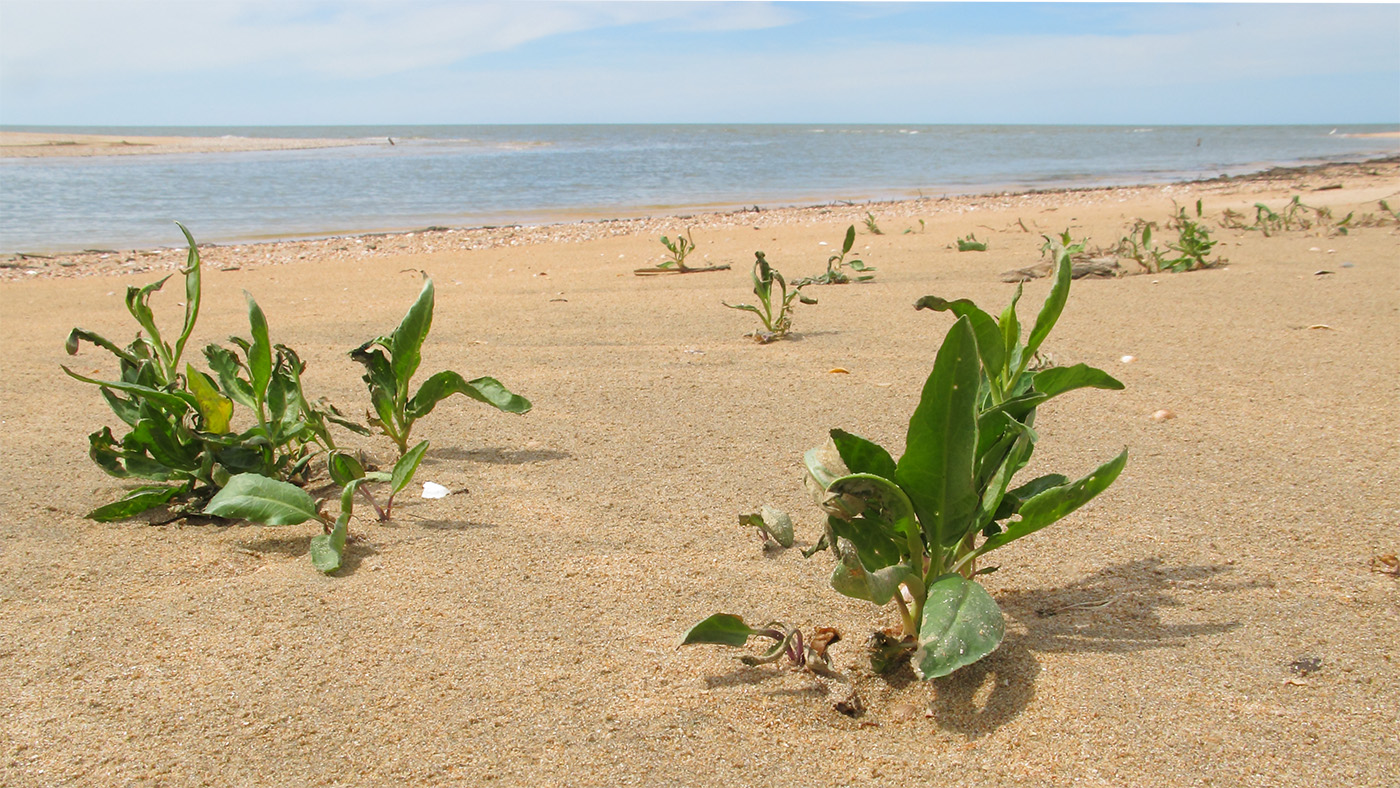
[{"left": 1, "top": 1, "right": 1396, "bottom": 126}]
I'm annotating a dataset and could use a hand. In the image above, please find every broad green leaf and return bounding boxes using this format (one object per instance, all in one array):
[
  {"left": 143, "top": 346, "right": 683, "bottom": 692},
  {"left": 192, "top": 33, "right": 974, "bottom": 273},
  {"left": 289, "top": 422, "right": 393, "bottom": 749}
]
[
  {"left": 309, "top": 512, "right": 348, "bottom": 573},
  {"left": 679, "top": 613, "right": 763, "bottom": 647},
  {"left": 173, "top": 223, "right": 202, "bottom": 366},
  {"left": 186, "top": 364, "right": 233, "bottom": 434},
  {"left": 913, "top": 296, "right": 1005, "bottom": 379},
  {"left": 830, "top": 429, "right": 897, "bottom": 481},
  {"left": 826, "top": 473, "right": 919, "bottom": 549},
  {"left": 204, "top": 473, "right": 319, "bottom": 525},
  {"left": 896, "top": 316, "right": 982, "bottom": 549},
  {"left": 391, "top": 440, "right": 429, "bottom": 497},
  {"left": 978, "top": 448, "right": 1128, "bottom": 554},
  {"left": 913, "top": 574, "right": 1005, "bottom": 679},
  {"left": 87, "top": 484, "right": 185, "bottom": 522},
  {"left": 406, "top": 372, "right": 531, "bottom": 420},
  {"left": 830, "top": 537, "right": 914, "bottom": 605},
  {"left": 739, "top": 505, "right": 794, "bottom": 548},
  {"left": 1022, "top": 253, "right": 1072, "bottom": 366},
  {"left": 391, "top": 276, "right": 435, "bottom": 392},
  {"left": 243, "top": 292, "right": 272, "bottom": 403},
  {"left": 841, "top": 224, "right": 856, "bottom": 255}
]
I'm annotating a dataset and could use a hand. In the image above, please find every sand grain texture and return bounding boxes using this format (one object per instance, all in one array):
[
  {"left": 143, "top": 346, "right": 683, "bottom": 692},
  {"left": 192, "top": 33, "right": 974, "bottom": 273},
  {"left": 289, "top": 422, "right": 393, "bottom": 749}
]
[{"left": 2, "top": 165, "right": 1397, "bottom": 787}]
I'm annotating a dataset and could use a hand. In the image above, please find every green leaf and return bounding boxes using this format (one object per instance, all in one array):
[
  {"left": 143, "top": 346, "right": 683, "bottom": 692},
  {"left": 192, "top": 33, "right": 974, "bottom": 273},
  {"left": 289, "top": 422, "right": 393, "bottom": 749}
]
[
  {"left": 913, "top": 574, "right": 1005, "bottom": 679},
  {"left": 825, "top": 473, "right": 919, "bottom": 550},
  {"left": 173, "top": 223, "right": 202, "bottom": 367},
  {"left": 309, "top": 512, "right": 348, "bottom": 573},
  {"left": 391, "top": 440, "right": 429, "bottom": 497},
  {"left": 978, "top": 449, "right": 1128, "bottom": 554},
  {"left": 999, "top": 285, "right": 1024, "bottom": 385},
  {"left": 87, "top": 485, "right": 185, "bottom": 522},
  {"left": 406, "top": 371, "right": 531, "bottom": 420},
  {"left": 1032, "top": 363, "right": 1125, "bottom": 398},
  {"left": 830, "top": 537, "right": 915, "bottom": 605},
  {"left": 841, "top": 224, "right": 856, "bottom": 255},
  {"left": 125, "top": 275, "right": 173, "bottom": 369},
  {"left": 679, "top": 613, "right": 763, "bottom": 647},
  {"left": 391, "top": 275, "right": 435, "bottom": 393},
  {"left": 1022, "top": 252, "right": 1072, "bottom": 365},
  {"left": 243, "top": 292, "right": 272, "bottom": 403},
  {"left": 739, "top": 505, "right": 794, "bottom": 548},
  {"left": 895, "top": 316, "right": 982, "bottom": 549},
  {"left": 186, "top": 364, "right": 233, "bottom": 434},
  {"left": 327, "top": 450, "right": 366, "bottom": 486},
  {"left": 204, "top": 345, "right": 255, "bottom": 408},
  {"left": 204, "top": 473, "right": 319, "bottom": 525},
  {"left": 830, "top": 429, "right": 897, "bottom": 481},
  {"left": 913, "top": 296, "right": 1005, "bottom": 379},
  {"left": 65, "top": 328, "right": 139, "bottom": 364},
  {"left": 61, "top": 366, "right": 196, "bottom": 413}
]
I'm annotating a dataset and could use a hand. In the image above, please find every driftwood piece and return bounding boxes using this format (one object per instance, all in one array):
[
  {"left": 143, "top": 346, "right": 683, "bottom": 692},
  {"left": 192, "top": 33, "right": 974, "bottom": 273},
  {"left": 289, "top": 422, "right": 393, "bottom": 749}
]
[
  {"left": 632, "top": 263, "right": 731, "bottom": 276},
  {"left": 1001, "top": 256, "right": 1122, "bottom": 283}
]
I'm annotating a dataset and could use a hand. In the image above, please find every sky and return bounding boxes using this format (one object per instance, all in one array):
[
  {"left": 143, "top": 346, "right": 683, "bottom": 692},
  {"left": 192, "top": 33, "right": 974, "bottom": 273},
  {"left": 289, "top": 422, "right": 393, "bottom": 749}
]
[{"left": 0, "top": 1, "right": 1396, "bottom": 126}]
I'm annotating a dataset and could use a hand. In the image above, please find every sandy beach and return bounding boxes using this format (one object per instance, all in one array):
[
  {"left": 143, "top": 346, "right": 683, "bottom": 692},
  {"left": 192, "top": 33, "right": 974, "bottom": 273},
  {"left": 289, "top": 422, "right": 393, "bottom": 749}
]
[
  {"left": 2, "top": 160, "right": 1397, "bottom": 786},
  {"left": 0, "top": 131, "right": 378, "bottom": 158}
]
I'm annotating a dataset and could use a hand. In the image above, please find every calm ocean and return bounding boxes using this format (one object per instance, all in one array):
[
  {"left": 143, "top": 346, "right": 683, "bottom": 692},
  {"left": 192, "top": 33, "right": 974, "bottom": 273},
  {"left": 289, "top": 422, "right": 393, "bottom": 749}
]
[{"left": 1, "top": 124, "right": 1396, "bottom": 254}]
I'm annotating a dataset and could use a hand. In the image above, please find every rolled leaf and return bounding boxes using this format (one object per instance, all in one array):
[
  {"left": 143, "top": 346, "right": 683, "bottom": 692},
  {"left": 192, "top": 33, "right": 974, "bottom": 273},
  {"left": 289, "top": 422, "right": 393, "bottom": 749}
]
[
  {"left": 204, "top": 473, "right": 319, "bottom": 525},
  {"left": 895, "top": 316, "right": 982, "bottom": 548},
  {"left": 61, "top": 366, "right": 196, "bottom": 413},
  {"left": 327, "top": 450, "right": 366, "bottom": 486},
  {"left": 309, "top": 512, "right": 348, "bottom": 573},
  {"left": 173, "top": 222, "right": 202, "bottom": 366},
  {"left": 830, "top": 537, "right": 914, "bottom": 605},
  {"left": 679, "top": 613, "right": 763, "bottom": 647},
  {"left": 243, "top": 292, "right": 272, "bottom": 403},
  {"left": 65, "top": 328, "right": 138, "bottom": 364},
  {"left": 913, "top": 574, "right": 1005, "bottom": 679}
]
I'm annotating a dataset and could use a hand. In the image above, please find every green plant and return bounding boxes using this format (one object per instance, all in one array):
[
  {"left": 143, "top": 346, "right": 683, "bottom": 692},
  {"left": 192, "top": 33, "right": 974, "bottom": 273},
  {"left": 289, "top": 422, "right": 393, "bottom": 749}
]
[
  {"left": 863, "top": 212, "right": 883, "bottom": 235},
  {"left": 633, "top": 229, "right": 730, "bottom": 275},
  {"left": 956, "top": 233, "right": 988, "bottom": 252},
  {"left": 680, "top": 615, "right": 842, "bottom": 678},
  {"left": 903, "top": 219, "right": 926, "bottom": 235},
  {"left": 1162, "top": 200, "right": 1220, "bottom": 272},
  {"left": 723, "top": 252, "right": 817, "bottom": 343},
  {"left": 687, "top": 249, "right": 1127, "bottom": 679},
  {"left": 63, "top": 224, "right": 355, "bottom": 521},
  {"left": 1040, "top": 229, "right": 1087, "bottom": 258},
  {"left": 739, "top": 505, "right": 794, "bottom": 548},
  {"left": 1114, "top": 219, "right": 1166, "bottom": 273},
  {"left": 350, "top": 274, "right": 531, "bottom": 458},
  {"left": 795, "top": 225, "right": 875, "bottom": 285}
]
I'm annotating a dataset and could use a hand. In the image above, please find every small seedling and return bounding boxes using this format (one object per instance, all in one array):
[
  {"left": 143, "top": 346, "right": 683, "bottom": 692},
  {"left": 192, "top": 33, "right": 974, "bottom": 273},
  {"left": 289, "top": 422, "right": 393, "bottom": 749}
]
[
  {"left": 795, "top": 225, "right": 875, "bottom": 286},
  {"left": 1162, "top": 200, "right": 1220, "bottom": 272},
  {"left": 1040, "top": 229, "right": 1087, "bottom": 258},
  {"left": 863, "top": 212, "right": 883, "bottom": 235},
  {"left": 723, "top": 252, "right": 816, "bottom": 343},
  {"left": 634, "top": 229, "right": 730, "bottom": 275},
  {"left": 903, "top": 219, "right": 926, "bottom": 235},
  {"left": 956, "top": 233, "right": 988, "bottom": 252},
  {"left": 680, "top": 614, "right": 843, "bottom": 679},
  {"left": 351, "top": 274, "right": 531, "bottom": 458},
  {"left": 739, "top": 505, "right": 794, "bottom": 548}
]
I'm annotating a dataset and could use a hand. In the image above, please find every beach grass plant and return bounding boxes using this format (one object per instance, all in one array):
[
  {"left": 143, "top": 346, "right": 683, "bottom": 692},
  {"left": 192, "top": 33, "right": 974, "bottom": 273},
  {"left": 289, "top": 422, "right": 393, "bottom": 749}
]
[
  {"left": 723, "top": 252, "right": 816, "bottom": 343},
  {"left": 795, "top": 225, "right": 875, "bottom": 286},
  {"left": 685, "top": 248, "right": 1127, "bottom": 679},
  {"left": 956, "top": 233, "right": 988, "bottom": 252},
  {"left": 863, "top": 212, "right": 884, "bottom": 235}
]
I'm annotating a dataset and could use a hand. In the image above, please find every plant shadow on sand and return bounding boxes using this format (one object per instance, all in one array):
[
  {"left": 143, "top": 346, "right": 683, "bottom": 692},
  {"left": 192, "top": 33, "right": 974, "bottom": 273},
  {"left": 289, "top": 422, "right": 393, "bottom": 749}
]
[
  {"left": 424, "top": 445, "right": 571, "bottom": 465},
  {"left": 238, "top": 533, "right": 380, "bottom": 575},
  {"left": 700, "top": 557, "right": 1244, "bottom": 736}
]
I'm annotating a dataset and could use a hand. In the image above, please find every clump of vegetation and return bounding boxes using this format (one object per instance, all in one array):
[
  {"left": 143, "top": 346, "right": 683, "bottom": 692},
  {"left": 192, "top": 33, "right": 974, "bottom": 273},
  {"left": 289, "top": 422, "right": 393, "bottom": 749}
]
[
  {"left": 1112, "top": 219, "right": 1163, "bottom": 273},
  {"left": 723, "top": 252, "right": 816, "bottom": 343},
  {"left": 634, "top": 229, "right": 730, "bottom": 275},
  {"left": 863, "top": 212, "right": 883, "bottom": 235},
  {"left": 63, "top": 224, "right": 362, "bottom": 522},
  {"left": 795, "top": 225, "right": 875, "bottom": 285},
  {"left": 1219, "top": 195, "right": 1367, "bottom": 238},
  {"left": 67, "top": 226, "right": 531, "bottom": 573},
  {"left": 1160, "top": 200, "right": 1220, "bottom": 272},
  {"left": 956, "top": 233, "right": 988, "bottom": 252},
  {"left": 903, "top": 219, "right": 926, "bottom": 235},
  {"left": 686, "top": 248, "right": 1128, "bottom": 679}
]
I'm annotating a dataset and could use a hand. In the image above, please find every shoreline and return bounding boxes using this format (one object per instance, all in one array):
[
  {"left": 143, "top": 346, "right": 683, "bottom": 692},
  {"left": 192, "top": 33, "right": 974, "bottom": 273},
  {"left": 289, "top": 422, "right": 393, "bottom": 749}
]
[
  {"left": 4, "top": 155, "right": 1396, "bottom": 282},
  {"left": 0, "top": 131, "right": 380, "bottom": 158}
]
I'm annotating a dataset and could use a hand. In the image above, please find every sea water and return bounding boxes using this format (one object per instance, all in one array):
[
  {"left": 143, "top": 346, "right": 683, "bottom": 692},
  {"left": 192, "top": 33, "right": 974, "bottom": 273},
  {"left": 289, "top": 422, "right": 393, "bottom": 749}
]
[{"left": 1, "top": 124, "right": 1395, "bottom": 253}]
